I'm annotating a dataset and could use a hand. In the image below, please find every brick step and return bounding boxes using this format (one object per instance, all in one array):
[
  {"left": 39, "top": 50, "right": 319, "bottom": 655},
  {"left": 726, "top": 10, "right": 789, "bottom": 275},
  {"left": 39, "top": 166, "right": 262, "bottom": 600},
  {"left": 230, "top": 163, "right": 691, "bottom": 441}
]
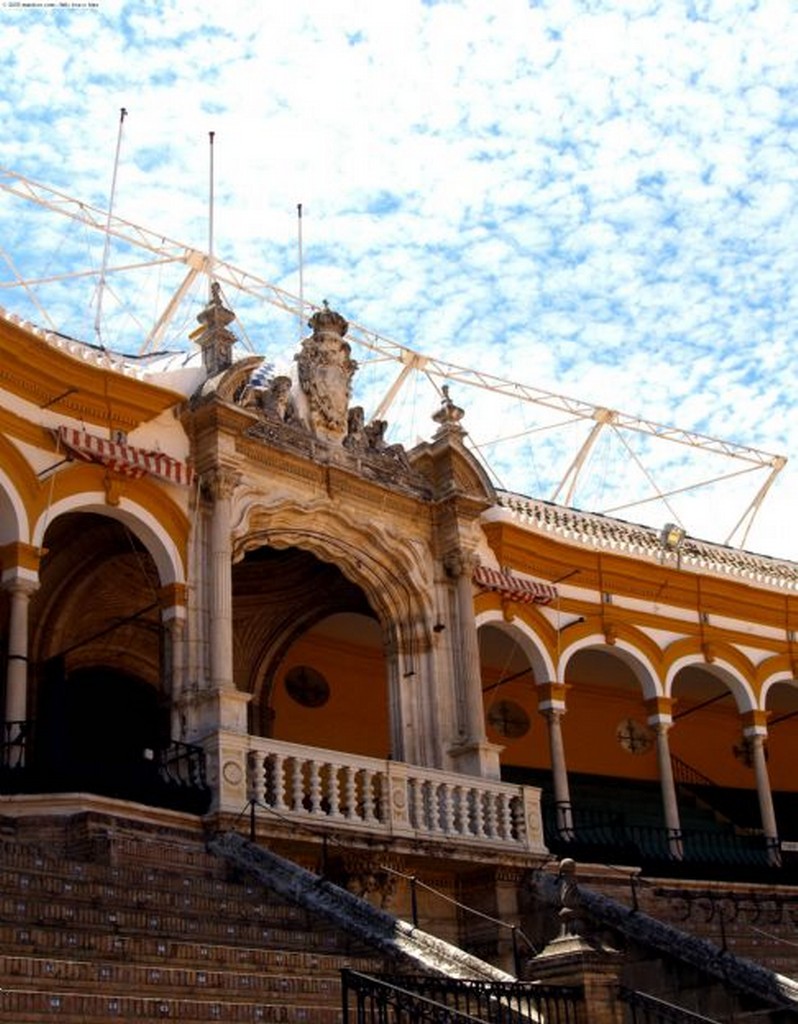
[
  {"left": 0, "top": 922, "right": 382, "bottom": 973},
  {"left": 0, "top": 865, "right": 313, "bottom": 929},
  {"left": 0, "top": 952, "right": 348, "bottom": 1003},
  {"left": 0, "top": 985, "right": 341, "bottom": 1023},
  {"left": 0, "top": 893, "right": 367, "bottom": 953}
]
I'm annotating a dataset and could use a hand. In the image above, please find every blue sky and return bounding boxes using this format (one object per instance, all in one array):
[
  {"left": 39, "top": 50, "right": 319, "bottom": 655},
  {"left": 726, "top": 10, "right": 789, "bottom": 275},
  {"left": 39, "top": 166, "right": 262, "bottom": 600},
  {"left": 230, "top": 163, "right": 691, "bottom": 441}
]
[{"left": 1, "top": 0, "right": 797, "bottom": 559}]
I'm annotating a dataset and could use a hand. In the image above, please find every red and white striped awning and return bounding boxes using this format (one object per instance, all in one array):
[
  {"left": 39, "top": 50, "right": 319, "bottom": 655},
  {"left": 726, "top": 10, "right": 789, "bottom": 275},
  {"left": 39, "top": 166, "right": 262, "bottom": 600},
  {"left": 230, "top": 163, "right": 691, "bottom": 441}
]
[
  {"left": 57, "top": 426, "right": 194, "bottom": 487},
  {"left": 473, "top": 564, "right": 557, "bottom": 606}
]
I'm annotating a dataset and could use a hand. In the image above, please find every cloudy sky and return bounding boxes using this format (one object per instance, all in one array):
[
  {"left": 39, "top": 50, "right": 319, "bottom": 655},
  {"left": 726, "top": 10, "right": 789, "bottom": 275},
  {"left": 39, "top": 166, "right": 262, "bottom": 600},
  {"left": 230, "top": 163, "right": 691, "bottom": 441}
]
[{"left": 1, "top": 0, "right": 797, "bottom": 560}]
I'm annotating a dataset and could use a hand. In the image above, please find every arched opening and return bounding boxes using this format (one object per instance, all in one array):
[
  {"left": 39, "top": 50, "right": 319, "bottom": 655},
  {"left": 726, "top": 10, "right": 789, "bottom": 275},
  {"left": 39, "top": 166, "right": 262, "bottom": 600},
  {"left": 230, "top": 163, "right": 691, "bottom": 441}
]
[
  {"left": 669, "top": 664, "right": 764, "bottom": 859},
  {"left": 36, "top": 665, "right": 166, "bottom": 798},
  {"left": 12, "top": 511, "right": 205, "bottom": 810},
  {"left": 233, "top": 545, "right": 390, "bottom": 757},
  {"left": 762, "top": 680, "right": 798, "bottom": 843},
  {"left": 478, "top": 622, "right": 546, "bottom": 779},
  {"left": 563, "top": 646, "right": 655, "bottom": 777}
]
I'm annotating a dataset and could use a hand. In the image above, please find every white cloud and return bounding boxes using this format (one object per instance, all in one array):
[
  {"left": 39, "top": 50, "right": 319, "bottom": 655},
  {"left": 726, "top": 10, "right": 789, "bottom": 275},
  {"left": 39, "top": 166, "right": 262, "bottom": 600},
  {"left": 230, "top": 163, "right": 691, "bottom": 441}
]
[{"left": 1, "top": 0, "right": 798, "bottom": 558}]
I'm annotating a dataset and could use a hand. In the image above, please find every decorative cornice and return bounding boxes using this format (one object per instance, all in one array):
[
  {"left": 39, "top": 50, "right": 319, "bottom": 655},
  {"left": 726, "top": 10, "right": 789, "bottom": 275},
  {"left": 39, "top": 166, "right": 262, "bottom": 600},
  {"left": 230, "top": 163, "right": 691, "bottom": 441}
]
[
  {"left": 495, "top": 492, "right": 798, "bottom": 593},
  {"left": 0, "top": 311, "right": 183, "bottom": 429}
]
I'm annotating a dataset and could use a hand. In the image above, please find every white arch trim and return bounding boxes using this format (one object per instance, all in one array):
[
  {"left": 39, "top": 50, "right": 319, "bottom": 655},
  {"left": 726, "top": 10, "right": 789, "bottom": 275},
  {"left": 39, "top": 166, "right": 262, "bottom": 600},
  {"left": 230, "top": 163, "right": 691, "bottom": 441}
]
[
  {"left": 0, "top": 467, "right": 29, "bottom": 545},
  {"left": 31, "top": 492, "right": 184, "bottom": 586},
  {"left": 665, "top": 654, "right": 756, "bottom": 714},
  {"left": 475, "top": 609, "right": 556, "bottom": 682},
  {"left": 558, "top": 632, "right": 662, "bottom": 701},
  {"left": 760, "top": 672, "right": 798, "bottom": 710}
]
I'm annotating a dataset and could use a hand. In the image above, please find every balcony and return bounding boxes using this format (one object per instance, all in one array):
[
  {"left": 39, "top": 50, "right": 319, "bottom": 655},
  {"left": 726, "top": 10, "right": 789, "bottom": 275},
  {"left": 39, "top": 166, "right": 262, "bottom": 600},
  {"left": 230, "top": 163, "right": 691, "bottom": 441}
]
[{"left": 211, "top": 733, "right": 548, "bottom": 856}]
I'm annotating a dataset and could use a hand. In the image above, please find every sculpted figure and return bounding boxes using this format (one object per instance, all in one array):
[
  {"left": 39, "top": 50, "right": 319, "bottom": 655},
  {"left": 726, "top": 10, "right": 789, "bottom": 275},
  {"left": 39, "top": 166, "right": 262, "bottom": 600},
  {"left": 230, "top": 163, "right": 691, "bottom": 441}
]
[
  {"left": 260, "top": 376, "right": 294, "bottom": 422},
  {"left": 343, "top": 406, "right": 368, "bottom": 452}
]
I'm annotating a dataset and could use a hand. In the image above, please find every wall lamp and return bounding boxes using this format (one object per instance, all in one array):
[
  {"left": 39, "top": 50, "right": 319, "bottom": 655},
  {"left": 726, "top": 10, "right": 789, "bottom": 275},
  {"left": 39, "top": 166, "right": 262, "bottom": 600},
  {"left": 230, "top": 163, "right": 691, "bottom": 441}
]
[{"left": 660, "top": 522, "right": 686, "bottom": 553}]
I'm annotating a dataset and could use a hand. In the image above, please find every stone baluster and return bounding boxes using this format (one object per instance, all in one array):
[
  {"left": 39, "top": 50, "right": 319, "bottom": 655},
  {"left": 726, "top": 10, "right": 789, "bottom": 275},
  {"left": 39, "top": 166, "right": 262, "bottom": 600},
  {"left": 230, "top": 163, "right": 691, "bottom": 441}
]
[
  {"left": 344, "top": 765, "right": 357, "bottom": 820},
  {"left": 271, "top": 752, "right": 287, "bottom": 811},
  {"left": 361, "top": 768, "right": 376, "bottom": 822},
  {"left": 290, "top": 758, "right": 304, "bottom": 812}
]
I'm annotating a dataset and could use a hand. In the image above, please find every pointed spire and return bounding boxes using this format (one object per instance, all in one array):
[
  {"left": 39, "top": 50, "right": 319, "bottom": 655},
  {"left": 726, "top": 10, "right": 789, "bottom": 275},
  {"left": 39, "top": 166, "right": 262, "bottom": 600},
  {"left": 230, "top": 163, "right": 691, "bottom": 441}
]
[
  {"left": 432, "top": 384, "right": 465, "bottom": 434},
  {"left": 190, "top": 280, "right": 237, "bottom": 375}
]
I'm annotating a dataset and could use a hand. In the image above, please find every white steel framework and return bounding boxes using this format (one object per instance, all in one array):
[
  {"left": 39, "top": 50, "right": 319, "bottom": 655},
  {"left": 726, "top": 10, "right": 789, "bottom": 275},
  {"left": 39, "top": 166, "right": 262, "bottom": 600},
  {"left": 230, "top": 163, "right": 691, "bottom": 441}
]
[{"left": 0, "top": 166, "right": 786, "bottom": 551}]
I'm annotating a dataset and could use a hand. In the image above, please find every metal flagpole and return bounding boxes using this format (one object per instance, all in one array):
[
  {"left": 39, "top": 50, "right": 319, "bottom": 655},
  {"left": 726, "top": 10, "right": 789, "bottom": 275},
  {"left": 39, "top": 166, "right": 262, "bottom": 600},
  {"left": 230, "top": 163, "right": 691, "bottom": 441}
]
[
  {"left": 297, "top": 202, "right": 304, "bottom": 344},
  {"left": 208, "top": 131, "right": 215, "bottom": 296},
  {"left": 94, "top": 106, "right": 127, "bottom": 345}
]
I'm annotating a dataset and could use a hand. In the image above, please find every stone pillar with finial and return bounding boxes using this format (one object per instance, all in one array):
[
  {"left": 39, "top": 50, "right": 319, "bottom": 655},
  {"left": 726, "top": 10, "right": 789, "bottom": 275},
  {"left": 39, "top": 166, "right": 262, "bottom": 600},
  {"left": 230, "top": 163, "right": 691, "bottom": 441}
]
[{"left": 190, "top": 280, "right": 238, "bottom": 376}]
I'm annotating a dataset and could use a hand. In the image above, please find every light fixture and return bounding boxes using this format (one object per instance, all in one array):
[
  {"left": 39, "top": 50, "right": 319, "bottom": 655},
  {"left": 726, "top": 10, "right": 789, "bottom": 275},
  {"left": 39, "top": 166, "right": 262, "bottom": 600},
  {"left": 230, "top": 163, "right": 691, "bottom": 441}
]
[{"left": 660, "top": 522, "right": 686, "bottom": 552}]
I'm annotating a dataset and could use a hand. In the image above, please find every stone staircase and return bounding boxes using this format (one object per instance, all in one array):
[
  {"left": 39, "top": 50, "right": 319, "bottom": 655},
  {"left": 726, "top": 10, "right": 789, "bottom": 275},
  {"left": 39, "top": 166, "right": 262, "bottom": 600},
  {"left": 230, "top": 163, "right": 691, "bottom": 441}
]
[
  {"left": 575, "top": 865, "right": 798, "bottom": 980},
  {"left": 0, "top": 813, "right": 394, "bottom": 1023}
]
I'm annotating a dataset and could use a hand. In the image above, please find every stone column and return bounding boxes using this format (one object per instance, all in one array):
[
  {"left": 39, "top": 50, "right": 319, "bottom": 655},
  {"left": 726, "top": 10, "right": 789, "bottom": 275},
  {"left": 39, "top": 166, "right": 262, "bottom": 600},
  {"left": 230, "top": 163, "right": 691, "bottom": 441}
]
[
  {"left": 3, "top": 574, "right": 38, "bottom": 765},
  {"left": 159, "top": 584, "right": 188, "bottom": 740},
  {"left": 182, "top": 467, "right": 250, "bottom": 745},
  {"left": 646, "top": 697, "right": 682, "bottom": 859},
  {"left": 206, "top": 466, "right": 239, "bottom": 693},
  {"left": 538, "top": 684, "right": 573, "bottom": 839},
  {"left": 445, "top": 551, "right": 501, "bottom": 780},
  {"left": 743, "top": 711, "right": 779, "bottom": 865}
]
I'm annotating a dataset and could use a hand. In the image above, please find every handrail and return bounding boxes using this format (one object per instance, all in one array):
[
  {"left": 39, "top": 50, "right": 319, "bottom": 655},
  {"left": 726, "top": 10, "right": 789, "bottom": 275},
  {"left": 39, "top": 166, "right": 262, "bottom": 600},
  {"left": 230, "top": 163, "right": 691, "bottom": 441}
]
[
  {"left": 619, "top": 987, "right": 722, "bottom": 1023},
  {"left": 341, "top": 970, "right": 492, "bottom": 1024},
  {"left": 238, "top": 796, "right": 540, "bottom": 975},
  {"left": 341, "top": 970, "right": 585, "bottom": 1024}
]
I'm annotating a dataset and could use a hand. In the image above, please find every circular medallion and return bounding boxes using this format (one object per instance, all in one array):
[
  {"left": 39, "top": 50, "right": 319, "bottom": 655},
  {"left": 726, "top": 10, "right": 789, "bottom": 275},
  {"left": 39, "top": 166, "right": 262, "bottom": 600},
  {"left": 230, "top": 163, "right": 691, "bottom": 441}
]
[
  {"left": 222, "top": 760, "right": 243, "bottom": 786},
  {"left": 616, "top": 718, "right": 654, "bottom": 755},
  {"left": 284, "top": 665, "right": 330, "bottom": 708},
  {"left": 487, "top": 700, "right": 530, "bottom": 739}
]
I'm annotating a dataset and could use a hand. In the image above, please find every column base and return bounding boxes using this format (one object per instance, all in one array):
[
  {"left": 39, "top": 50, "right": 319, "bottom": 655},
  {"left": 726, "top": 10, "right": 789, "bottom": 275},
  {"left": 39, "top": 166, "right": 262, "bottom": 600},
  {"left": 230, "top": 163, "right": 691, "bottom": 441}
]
[
  {"left": 447, "top": 739, "right": 504, "bottom": 780},
  {"left": 177, "top": 687, "right": 252, "bottom": 742}
]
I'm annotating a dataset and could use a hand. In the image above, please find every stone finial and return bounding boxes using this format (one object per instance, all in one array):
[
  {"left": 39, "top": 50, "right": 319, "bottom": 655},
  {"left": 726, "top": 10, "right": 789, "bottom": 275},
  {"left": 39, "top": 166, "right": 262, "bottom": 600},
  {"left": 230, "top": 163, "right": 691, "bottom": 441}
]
[
  {"left": 432, "top": 385, "right": 465, "bottom": 434},
  {"left": 308, "top": 299, "right": 349, "bottom": 340},
  {"left": 192, "top": 281, "right": 237, "bottom": 375}
]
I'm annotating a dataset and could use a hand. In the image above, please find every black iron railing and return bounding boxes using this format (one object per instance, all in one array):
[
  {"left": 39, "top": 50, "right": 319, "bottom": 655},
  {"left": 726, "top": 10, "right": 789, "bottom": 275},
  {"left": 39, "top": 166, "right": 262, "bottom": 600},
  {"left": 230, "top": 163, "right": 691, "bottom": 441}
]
[
  {"left": 341, "top": 970, "right": 585, "bottom": 1024},
  {"left": 1, "top": 719, "right": 33, "bottom": 770},
  {"left": 620, "top": 988, "right": 722, "bottom": 1023},
  {"left": 542, "top": 802, "right": 775, "bottom": 877},
  {"left": 0, "top": 720, "right": 210, "bottom": 815}
]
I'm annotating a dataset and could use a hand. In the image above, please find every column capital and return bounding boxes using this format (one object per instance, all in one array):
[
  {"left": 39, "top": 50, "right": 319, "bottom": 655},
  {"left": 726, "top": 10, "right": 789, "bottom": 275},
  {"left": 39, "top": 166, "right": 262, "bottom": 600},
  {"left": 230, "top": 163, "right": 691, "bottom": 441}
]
[
  {"left": 0, "top": 542, "right": 41, "bottom": 580},
  {"left": 645, "top": 695, "right": 675, "bottom": 725},
  {"left": 443, "top": 549, "right": 480, "bottom": 579},
  {"left": 537, "top": 681, "right": 567, "bottom": 712},
  {"left": 202, "top": 465, "right": 241, "bottom": 502},
  {"left": 742, "top": 709, "right": 769, "bottom": 737},
  {"left": 1, "top": 575, "right": 39, "bottom": 597},
  {"left": 158, "top": 582, "right": 188, "bottom": 617}
]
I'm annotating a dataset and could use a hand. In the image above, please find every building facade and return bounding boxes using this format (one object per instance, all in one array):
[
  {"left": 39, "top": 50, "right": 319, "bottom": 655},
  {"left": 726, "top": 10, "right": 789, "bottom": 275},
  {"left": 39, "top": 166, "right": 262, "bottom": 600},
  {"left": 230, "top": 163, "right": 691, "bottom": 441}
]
[{"left": 2, "top": 289, "right": 798, "bottom": 931}]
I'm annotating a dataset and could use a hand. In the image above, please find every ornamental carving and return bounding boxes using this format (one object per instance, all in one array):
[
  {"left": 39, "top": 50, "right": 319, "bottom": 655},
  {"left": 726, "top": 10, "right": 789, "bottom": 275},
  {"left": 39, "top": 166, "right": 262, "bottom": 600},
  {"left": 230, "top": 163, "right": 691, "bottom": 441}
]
[{"left": 295, "top": 303, "right": 357, "bottom": 442}]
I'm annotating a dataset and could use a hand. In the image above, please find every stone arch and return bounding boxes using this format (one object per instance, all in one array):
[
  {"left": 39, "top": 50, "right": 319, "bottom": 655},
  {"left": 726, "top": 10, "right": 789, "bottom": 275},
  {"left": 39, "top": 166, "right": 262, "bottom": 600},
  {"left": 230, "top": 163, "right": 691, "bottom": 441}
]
[
  {"left": 758, "top": 658, "right": 798, "bottom": 708},
  {"left": 32, "top": 492, "right": 185, "bottom": 587},
  {"left": 664, "top": 642, "right": 756, "bottom": 715},
  {"left": 559, "top": 627, "right": 662, "bottom": 701},
  {"left": 233, "top": 498, "right": 435, "bottom": 765},
  {"left": 234, "top": 497, "right": 434, "bottom": 635},
  {"left": 475, "top": 609, "right": 555, "bottom": 683},
  {"left": 0, "top": 462, "right": 31, "bottom": 546}
]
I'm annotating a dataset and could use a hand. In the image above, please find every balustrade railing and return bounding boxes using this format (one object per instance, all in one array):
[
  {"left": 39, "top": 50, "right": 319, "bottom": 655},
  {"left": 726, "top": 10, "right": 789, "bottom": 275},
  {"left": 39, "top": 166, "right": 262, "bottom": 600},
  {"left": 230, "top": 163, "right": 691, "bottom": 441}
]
[{"left": 245, "top": 737, "right": 545, "bottom": 853}]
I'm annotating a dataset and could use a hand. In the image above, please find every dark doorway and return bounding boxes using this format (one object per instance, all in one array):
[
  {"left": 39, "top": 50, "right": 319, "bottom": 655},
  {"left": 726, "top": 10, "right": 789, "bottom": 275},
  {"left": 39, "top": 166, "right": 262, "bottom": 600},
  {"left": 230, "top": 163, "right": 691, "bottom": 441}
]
[{"left": 35, "top": 662, "right": 169, "bottom": 802}]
